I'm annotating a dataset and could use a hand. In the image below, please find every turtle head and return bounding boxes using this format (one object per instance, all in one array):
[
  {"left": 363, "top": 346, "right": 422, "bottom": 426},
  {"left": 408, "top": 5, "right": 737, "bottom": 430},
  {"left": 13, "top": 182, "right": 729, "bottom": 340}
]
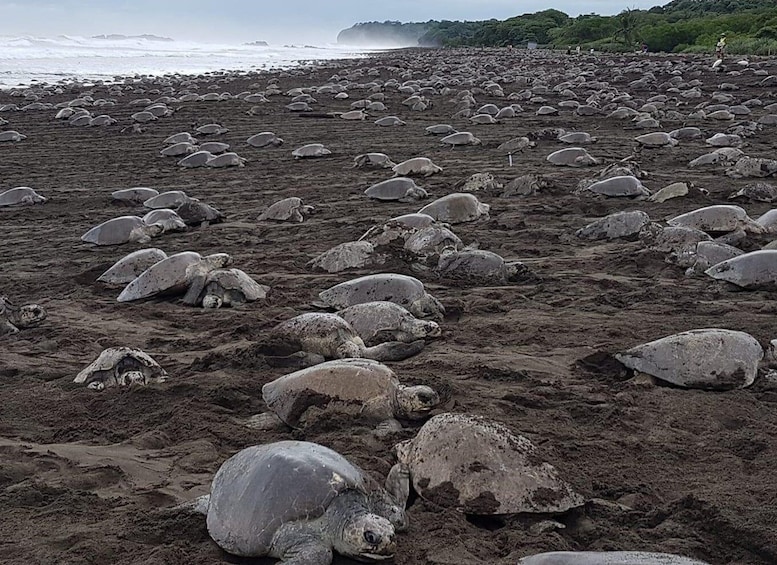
[
  {"left": 119, "top": 370, "right": 147, "bottom": 386},
  {"left": 336, "top": 512, "right": 396, "bottom": 562},
  {"left": 410, "top": 293, "right": 445, "bottom": 321},
  {"left": 17, "top": 304, "right": 46, "bottom": 328},
  {"left": 202, "top": 294, "right": 223, "bottom": 309},
  {"left": 145, "top": 223, "right": 165, "bottom": 237},
  {"left": 394, "top": 385, "right": 440, "bottom": 419}
]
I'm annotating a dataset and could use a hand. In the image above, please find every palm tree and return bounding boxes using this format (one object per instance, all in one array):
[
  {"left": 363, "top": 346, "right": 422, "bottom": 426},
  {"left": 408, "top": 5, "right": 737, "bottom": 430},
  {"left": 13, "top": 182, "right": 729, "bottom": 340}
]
[{"left": 615, "top": 8, "right": 642, "bottom": 49}]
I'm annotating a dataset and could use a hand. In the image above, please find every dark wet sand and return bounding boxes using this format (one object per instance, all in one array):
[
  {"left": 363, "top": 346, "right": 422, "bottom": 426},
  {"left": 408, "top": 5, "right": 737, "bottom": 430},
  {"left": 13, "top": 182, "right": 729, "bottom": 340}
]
[{"left": 1, "top": 48, "right": 777, "bottom": 564}]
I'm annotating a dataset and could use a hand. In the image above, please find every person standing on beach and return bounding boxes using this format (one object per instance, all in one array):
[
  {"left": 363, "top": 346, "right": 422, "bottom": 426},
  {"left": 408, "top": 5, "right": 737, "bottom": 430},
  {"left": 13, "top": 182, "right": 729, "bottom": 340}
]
[{"left": 715, "top": 35, "right": 727, "bottom": 59}]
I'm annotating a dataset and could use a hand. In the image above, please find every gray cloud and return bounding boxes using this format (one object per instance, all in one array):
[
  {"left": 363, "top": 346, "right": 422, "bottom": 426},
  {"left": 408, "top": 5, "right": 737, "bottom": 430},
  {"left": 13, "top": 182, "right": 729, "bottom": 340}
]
[{"left": 0, "top": 0, "right": 667, "bottom": 44}]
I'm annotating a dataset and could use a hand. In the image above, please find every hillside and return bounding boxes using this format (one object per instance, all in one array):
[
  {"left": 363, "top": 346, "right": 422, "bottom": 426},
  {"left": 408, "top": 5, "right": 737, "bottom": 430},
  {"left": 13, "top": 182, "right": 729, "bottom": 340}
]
[{"left": 338, "top": 0, "right": 777, "bottom": 54}]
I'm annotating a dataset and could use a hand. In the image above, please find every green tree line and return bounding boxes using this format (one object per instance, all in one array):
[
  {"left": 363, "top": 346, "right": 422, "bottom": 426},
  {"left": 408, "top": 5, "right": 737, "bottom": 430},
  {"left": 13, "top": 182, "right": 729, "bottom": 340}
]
[{"left": 339, "top": 0, "right": 777, "bottom": 54}]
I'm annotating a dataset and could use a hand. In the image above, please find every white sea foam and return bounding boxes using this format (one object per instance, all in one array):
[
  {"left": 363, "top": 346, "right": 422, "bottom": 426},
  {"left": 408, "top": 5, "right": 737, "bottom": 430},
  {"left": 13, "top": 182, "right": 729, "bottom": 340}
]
[{"left": 0, "top": 35, "right": 372, "bottom": 87}]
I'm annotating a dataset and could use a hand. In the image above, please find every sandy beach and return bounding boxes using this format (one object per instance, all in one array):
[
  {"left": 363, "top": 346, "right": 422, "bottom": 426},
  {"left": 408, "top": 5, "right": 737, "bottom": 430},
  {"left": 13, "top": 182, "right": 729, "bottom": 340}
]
[{"left": 1, "top": 48, "right": 777, "bottom": 564}]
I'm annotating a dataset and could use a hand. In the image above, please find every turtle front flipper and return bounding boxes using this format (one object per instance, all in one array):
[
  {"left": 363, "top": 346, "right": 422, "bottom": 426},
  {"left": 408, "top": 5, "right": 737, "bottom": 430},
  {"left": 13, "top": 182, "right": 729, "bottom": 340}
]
[
  {"left": 265, "top": 351, "right": 326, "bottom": 369},
  {"left": 272, "top": 526, "right": 333, "bottom": 565},
  {"left": 1, "top": 319, "right": 19, "bottom": 335},
  {"left": 363, "top": 340, "right": 425, "bottom": 362},
  {"left": 182, "top": 273, "right": 207, "bottom": 306},
  {"left": 385, "top": 463, "right": 411, "bottom": 511}
]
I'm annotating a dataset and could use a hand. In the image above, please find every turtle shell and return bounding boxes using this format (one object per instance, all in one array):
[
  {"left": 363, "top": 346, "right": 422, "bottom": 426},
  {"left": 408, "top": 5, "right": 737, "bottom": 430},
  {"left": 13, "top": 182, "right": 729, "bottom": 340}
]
[
  {"left": 318, "top": 274, "right": 426, "bottom": 310},
  {"left": 364, "top": 178, "right": 422, "bottom": 201},
  {"left": 117, "top": 251, "right": 202, "bottom": 302},
  {"left": 97, "top": 248, "right": 168, "bottom": 285},
  {"left": 397, "top": 413, "right": 584, "bottom": 515},
  {"left": 418, "top": 193, "right": 489, "bottom": 224},
  {"left": 206, "top": 440, "right": 370, "bottom": 557},
  {"left": 262, "top": 359, "right": 398, "bottom": 426},
  {"left": 81, "top": 216, "right": 146, "bottom": 245},
  {"left": 201, "top": 268, "right": 269, "bottom": 303},
  {"left": 73, "top": 346, "right": 167, "bottom": 387},
  {"left": 143, "top": 190, "right": 193, "bottom": 209}
]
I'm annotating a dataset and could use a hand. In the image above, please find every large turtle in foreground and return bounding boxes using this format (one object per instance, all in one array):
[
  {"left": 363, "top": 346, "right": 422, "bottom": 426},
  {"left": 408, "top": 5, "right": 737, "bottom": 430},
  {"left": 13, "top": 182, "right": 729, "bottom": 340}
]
[
  {"left": 200, "top": 441, "right": 406, "bottom": 563},
  {"left": 255, "top": 358, "right": 440, "bottom": 430},
  {"left": 390, "top": 413, "right": 584, "bottom": 515}
]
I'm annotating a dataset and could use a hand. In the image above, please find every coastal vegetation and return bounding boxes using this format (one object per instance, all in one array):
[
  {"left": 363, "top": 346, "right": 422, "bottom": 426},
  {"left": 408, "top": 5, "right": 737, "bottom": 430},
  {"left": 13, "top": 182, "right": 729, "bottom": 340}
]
[{"left": 337, "top": 0, "right": 777, "bottom": 55}]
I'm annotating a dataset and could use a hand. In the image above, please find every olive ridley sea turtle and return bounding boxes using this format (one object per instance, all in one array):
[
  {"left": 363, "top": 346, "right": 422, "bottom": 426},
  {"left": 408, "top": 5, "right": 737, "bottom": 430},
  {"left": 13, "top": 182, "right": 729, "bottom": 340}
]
[
  {"left": 0, "top": 296, "right": 46, "bottom": 335},
  {"left": 74, "top": 347, "right": 168, "bottom": 391},
  {"left": 390, "top": 413, "right": 584, "bottom": 515},
  {"left": 201, "top": 441, "right": 405, "bottom": 563}
]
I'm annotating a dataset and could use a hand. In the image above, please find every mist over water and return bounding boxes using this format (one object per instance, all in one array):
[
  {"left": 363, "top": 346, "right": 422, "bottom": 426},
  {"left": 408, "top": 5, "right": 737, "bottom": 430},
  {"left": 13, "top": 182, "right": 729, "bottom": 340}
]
[{"left": 0, "top": 35, "right": 375, "bottom": 87}]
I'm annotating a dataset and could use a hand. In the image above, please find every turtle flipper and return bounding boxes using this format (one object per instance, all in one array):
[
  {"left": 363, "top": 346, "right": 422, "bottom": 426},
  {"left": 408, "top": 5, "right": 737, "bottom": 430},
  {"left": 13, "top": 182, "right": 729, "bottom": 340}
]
[
  {"left": 363, "top": 340, "right": 425, "bottom": 362},
  {"left": 385, "top": 463, "right": 411, "bottom": 510},
  {"left": 265, "top": 351, "right": 326, "bottom": 369},
  {"left": 182, "top": 274, "right": 207, "bottom": 306}
]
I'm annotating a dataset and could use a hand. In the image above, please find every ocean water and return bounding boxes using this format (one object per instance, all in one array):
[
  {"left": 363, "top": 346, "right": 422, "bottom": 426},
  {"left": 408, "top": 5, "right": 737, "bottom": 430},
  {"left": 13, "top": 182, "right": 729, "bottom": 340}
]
[{"left": 0, "top": 35, "right": 372, "bottom": 88}]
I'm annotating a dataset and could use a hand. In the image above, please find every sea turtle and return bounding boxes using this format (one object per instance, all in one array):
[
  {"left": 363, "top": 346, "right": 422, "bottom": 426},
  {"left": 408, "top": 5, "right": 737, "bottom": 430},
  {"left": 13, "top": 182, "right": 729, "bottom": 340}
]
[
  {"left": 177, "top": 151, "right": 215, "bottom": 168},
  {"left": 518, "top": 552, "right": 711, "bottom": 565},
  {"left": 0, "top": 296, "right": 46, "bottom": 335},
  {"left": 258, "top": 197, "right": 313, "bottom": 222},
  {"left": 648, "top": 182, "right": 692, "bottom": 203},
  {"left": 496, "top": 137, "right": 534, "bottom": 155},
  {"left": 455, "top": 172, "right": 502, "bottom": 193},
  {"left": 404, "top": 225, "right": 462, "bottom": 258},
  {"left": 116, "top": 251, "right": 232, "bottom": 303},
  {"left": 418, "top": 193, "right": 490, "bottom": 224},
  {"left": 440, "top": 132, "right": 482, "bottom": 147},
  {"left": 358, "top": 214, "right": 437, "bottom": 247},
  {"left": 470, "top": 113, "right": 498, "bottom": 124},
  {"left": 729, "top": 182, "right": 777, "bottom": 203},
  {"left": 81, "top": 216, "right": 164, "bottom": 246},
  {"left": 706, "top": 133, "right": 742, "bottom": 147},
  {"left": 546, "top": 147, "right": 599, "bottom": 167},
  {"left": 308, "top": 241, "right": 378, "bottom": 273},
  {"left": 74, "top": 347, "right": 168, "bottom": 391},
  {"left": 681, "top": 240, "right": 744, "bottom": 274},
  {"left": 199, "top": 141, "right": 230, "bottom": 154},
  {"left": 757, "top": 209, "right": 777, "bottom": 233},
  {"left": 196, "top": 123, "right": 229, "bottom": 135},
  {"left": 143, "top": 190, "right": 196, "bottom": 209},
  {"left": 365, "top": 178, "right": 428, "bottom": 202},
  {"left": 669, "top": 127, "right": 703, "bottom": 140},
  {"left": 634, "top": 132, "right": 678, "bottom": 147},
  {"left": 201, "top": 441, "right": 405, "bottom": 563},
  {"left": 189, "top": 268, "right": 269, "bottom": 308},
  {"left": 425, "top": 124, "right": 456, "bottom": 136},
  {"left": 112, "top": 187, "right": 158, "bottom": 204},
  {"left": 164, "top": 132, "right": 197, "bottom": 144},
  {"left": 726, "top": 156, "right": 777, "bottom": 179},
  {"left": 318, "top": 274, "right": 444, "bottom": 320},
  {"left": 262, "top": 313, "right": 426, "bottom": 368},
  {"left": 0, "top": 187, "right": 46, "bottom": 206},
  {"left": 0, "top": 131, "right": 26, "bottom": 142},
  {"left": 502, "top": 174, "right": 546, "bottom": 197},
  {"left": 292, "top": 143, "right": 331, "bottom": 159},
  {"left": 354, "top": 153, "right": 396, "bottom": 169},
  {"left": 206, "top": 152, "right": 246, "bottom": 168},
  {"left": 615, "top": 329, "right": 762, "bottom": 389},
  {"left": 176, "top": 201, "right": 224, "bottom": 226},
  {"left": 389, "top": 413, "right": 584, "bottom": 515},
  {"left": 667, "top": 205, "right": 764, "bottom": 234},
  {"left": 337, "top": 302, "right": 441, "bottom": 346},
  {"left": 558, "top": 132, "right": 597, "bottom": 144},
  {"left": 435, "top": 249, "right": 528, "bottom": 285},
  {"left": 160, "top": 142, "right": 197, "bottom": 157},
  {"left": 141, "top": 209, "right": 187, "bottom": 232},
  {"left": 392, "top": 157, "right": 442, "bottom": 177},
  {"left": 705, "top": 249, "right": 777, "bottom": 289},
  {"left": 247, "top": 132, "right": 284, "bottom": 148},
  {"left": 97, "top": 248, "right": 168, "bottom": 285},
  {"left": 131, "top": 111, "right": 156, "bottom": 123},
  {"left": 581, "top": 176, "right": 651, "bottom": 198},
  {"left": 374, "top": 116, "right": 405, "bottom": 126},
  {"left": 258, "top": 359, "right": 439, "bottom": 429},
  {"left": 576, "top": 210, "right": 651, "bottom": 240},
  {"left": 639, "top": 224, "right": 712, "bottom": 254}
]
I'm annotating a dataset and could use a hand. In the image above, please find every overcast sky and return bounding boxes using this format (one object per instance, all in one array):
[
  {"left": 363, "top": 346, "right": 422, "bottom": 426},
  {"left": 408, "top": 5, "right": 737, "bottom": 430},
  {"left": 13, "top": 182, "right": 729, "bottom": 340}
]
[{"left": 0, "top": 0, "right": 667, "bottom": 44}]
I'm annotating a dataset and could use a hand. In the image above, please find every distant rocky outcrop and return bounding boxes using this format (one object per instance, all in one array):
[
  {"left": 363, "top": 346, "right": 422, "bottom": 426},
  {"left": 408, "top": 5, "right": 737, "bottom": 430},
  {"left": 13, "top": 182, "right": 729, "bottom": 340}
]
[
  {"left": 92, "top": 34, "right": 173, "bottom": 42},
  {"left": 337, "top": 21, "right": 434, "bottom": 46},
  {"left": 245, "top": 40, "right": 269, "bottom": 47}
]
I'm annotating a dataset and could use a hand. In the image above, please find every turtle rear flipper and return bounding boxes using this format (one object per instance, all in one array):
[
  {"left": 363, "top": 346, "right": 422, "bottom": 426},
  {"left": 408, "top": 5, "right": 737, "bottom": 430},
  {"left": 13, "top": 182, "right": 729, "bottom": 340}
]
[
  {"left": 182, "top": 274, "right": 207, "bottom": 305},
  {"left": 265, "top": 352, "right": 326, "bottom": 369},
  {"left": 364, "top": 340, "right": 425, "bottom": 362}
]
